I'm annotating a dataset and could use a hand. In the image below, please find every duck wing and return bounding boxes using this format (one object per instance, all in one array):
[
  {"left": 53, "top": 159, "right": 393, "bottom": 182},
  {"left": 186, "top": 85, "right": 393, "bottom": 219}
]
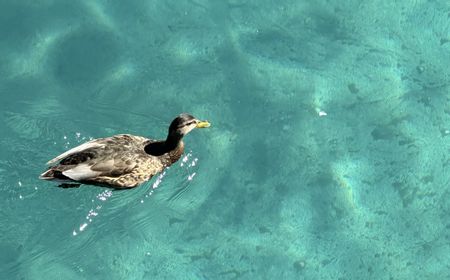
[
  {"left": 46, "top": 140, "right": 106, "bottom": 165},
  {"left": 41, "top": 135, "right": 151, "bottom": 182}
]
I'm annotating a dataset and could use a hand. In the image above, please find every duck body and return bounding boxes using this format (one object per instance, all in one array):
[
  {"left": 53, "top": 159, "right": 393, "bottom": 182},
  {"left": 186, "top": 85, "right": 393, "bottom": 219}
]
[{"left": 40, "top": 114, "right": 210, "bottom": 189}]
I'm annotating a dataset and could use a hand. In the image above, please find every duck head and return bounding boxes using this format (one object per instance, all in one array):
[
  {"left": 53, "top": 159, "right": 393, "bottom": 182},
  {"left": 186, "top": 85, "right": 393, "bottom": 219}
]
[{"left": 166, "top": 113, "right": 210, "bottom": 146}]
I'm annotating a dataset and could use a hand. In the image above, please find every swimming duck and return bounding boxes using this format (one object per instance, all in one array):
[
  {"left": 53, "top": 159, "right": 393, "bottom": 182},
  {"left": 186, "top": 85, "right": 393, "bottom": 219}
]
[{"left": 39, "top": 113, "right": 210, "bottom": 188}]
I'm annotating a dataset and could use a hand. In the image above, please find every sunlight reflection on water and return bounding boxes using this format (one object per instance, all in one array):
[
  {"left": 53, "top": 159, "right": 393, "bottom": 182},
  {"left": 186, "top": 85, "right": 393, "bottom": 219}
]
[{"left": 72, "top": 189, "right": 112, "bottom": 236}]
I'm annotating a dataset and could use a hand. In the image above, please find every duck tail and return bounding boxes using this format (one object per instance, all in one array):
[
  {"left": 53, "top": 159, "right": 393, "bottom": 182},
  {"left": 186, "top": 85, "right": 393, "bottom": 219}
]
[
  {"left": 39, "top": 169, "right": 56, "bottom": 180},
  {"left": 39, "top": 168, "right": 71, "bottom": 180}
]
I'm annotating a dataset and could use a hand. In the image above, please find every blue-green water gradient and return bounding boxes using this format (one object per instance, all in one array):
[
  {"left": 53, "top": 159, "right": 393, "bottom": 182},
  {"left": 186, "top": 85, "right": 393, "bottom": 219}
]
[{"left": 1, "top": 1, "right": 449, "bottom": 279}]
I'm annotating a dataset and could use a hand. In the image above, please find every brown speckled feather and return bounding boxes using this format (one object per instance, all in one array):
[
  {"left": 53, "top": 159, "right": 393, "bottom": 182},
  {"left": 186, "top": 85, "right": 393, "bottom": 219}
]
[{"left": 40, "top": 134, "right": 184, "bottom": 188}]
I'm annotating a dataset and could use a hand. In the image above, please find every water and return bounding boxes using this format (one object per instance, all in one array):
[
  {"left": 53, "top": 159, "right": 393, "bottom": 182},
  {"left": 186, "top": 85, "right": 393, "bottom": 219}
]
[{"left": 1, "top": 0, "right": 449, "bottom": 279}]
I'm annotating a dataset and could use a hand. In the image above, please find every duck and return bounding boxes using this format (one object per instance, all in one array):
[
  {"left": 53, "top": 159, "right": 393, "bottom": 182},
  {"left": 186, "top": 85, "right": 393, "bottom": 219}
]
[{"left": 39, "top": 113, "right": 210, "bottom": 188}]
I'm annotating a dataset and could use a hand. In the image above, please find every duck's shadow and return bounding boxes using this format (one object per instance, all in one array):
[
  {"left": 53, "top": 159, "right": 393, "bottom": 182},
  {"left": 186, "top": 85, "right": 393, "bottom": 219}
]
[
  {"left": 57, "top": 183, "right": 81, "bottom": 189},
  {"left": 56, "top": 182, "right": 129, "bottom": 191}
]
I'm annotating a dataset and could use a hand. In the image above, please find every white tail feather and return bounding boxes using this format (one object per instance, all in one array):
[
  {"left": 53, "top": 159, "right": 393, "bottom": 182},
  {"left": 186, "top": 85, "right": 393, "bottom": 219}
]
[{"left": 62, "top": 164, "right": 101, "bottom": 181}]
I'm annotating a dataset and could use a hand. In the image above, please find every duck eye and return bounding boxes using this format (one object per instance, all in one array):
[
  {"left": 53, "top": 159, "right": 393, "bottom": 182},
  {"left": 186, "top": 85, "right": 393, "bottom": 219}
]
[{"left": 178, "top": 121, "right": 195, "bottom": 128}]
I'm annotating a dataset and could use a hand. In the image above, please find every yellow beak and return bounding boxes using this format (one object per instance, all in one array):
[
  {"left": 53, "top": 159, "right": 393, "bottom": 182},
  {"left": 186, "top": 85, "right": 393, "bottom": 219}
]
[{"left": 196, "top": 120, "right": 211, "bottom": 128}]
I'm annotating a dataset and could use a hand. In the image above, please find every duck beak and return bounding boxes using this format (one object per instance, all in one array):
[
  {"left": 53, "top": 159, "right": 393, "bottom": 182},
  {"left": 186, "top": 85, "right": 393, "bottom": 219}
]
[{"left": 196, "top": 120, "right": 211, "bottom": 128}]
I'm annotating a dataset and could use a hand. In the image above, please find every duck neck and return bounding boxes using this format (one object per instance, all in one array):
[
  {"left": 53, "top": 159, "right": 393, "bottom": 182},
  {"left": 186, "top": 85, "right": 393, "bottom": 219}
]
[{"left": 165, "top": 131, "right": 183, "bottom": 151}]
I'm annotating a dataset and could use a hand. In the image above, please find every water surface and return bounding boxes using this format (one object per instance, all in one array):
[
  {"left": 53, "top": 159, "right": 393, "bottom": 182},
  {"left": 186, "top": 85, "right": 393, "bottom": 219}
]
[{"left": 1, "top": 1, "right": 449, "bottom": 279}]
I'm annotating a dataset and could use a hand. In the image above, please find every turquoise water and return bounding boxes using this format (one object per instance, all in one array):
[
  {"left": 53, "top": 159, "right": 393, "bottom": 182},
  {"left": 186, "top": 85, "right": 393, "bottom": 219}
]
[{"left": 1, "top": 0, "right": 450, "bottom": 279}]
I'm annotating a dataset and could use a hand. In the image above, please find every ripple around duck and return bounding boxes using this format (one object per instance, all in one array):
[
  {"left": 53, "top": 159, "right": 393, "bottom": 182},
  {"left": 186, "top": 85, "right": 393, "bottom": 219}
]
[
  {"left": 65, "top": 164, "right": 181, "bottom": 239},
  {"left": 14, "top": 109, "right": 206, "bottom": 254}
]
